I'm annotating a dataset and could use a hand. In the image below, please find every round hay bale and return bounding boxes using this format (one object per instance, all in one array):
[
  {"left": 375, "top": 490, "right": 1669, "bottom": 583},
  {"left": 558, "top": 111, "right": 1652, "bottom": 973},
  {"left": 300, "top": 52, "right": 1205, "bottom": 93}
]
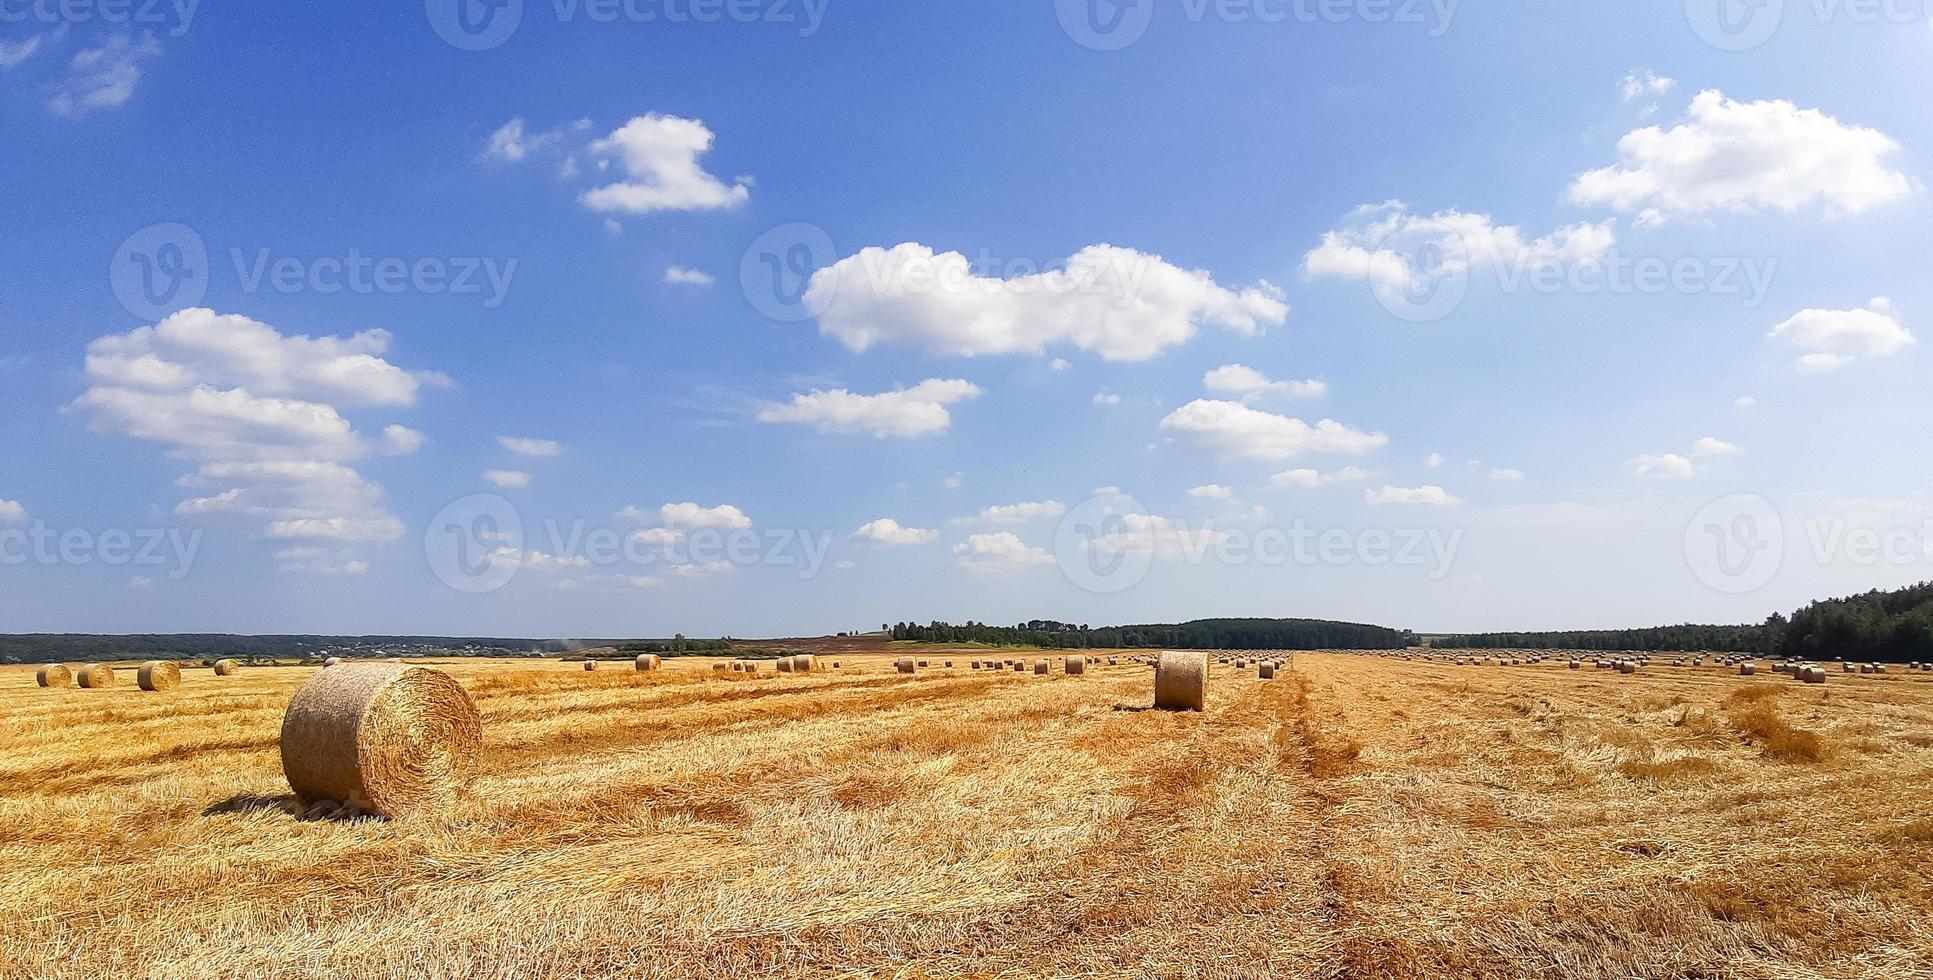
[
  {"left": 137, "top": 660, "right": 181, "bottom": 692},
  {"left": 324, "top": 656, "right": 344, "bottom": 668},
  {"left": 1739, "top": 662, "right": 1757, "bottom": 676},
  {"left": 943, "top": 660, "right": 953, "bottom": 668},
  {"left": 917, "top": 660, "right": 929, "bottom": 668},
  {"left": 1013, "top": 661, "right": 1026, "bottom": 672},
  {"left": 776, "top": 658, "right": 794, "bottom": 673},
  {"left": 1033, "top": 659, "right": 1050, "bottom": 675},
  {"left": 1618, "top": 661, "right": 1637, "bottom": 674},
  {"left": 1568, "top": 660, "right": 1582, "bottom": 669},
  {"left": 970, "top": 660, "right": 981, "bottom": 669},
  {"left": 895, "top": 658, "right": 916, "bottom": 674},
  {"left": 742, "top": 662, "right": 761, "bottom": 675},
  {"left": 832, "top": 661, "right": 841, "bottom": 668},
  {"left": 76, "top": 663, "right": 115, "bottom": 688},
  {"left": 280, "top": 663, "right": 481, "bottom": 819},
  {"left": 793, "top": 654, "right": 817, "bottom": 673},
  {"left": 712, "top": 662, "right": 729, "bottom": 671},
  {"left": 213, "top": 659, "right": 240, "bottom": 676},
  {"left": 1258, "top": 662, "right": 1276, "bottom": 680},
  {"left": 583, "top": 660, "right": 598, "bottom": 671},
  {"left": 1065, "top": 656, "right": 1086, "bottom": 675},
  {"left": 1108, "top": 657, "right": 1118, "bottom": 665},
  {"left": 1154, "top": 651, "right": 1207, "bottom": 711},
  {"left": 1801, "top": 666, "right": 1827, "bottom": 684},
  {"left": 634, "top": 654, "right": 661, "bottom": 671},
  {"left": 36, "top": 664, "right": 73, "bottom": 688},
  {"left": 731, "top": 661, "right": 745, "bottom": 672}
]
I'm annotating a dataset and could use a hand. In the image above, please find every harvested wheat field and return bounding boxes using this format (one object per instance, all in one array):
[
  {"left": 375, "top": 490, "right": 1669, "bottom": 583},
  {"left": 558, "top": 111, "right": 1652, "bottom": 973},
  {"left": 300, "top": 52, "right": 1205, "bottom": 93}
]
[{"left": 4, "top": 651, "right": 1933, "bottom": 979}]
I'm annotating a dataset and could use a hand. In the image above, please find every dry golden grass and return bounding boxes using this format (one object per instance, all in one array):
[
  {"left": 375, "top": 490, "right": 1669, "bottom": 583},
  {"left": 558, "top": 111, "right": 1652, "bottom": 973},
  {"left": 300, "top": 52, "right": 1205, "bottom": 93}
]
[{"left": 4, "top": 651, "right": 1932, "bottom": 979}]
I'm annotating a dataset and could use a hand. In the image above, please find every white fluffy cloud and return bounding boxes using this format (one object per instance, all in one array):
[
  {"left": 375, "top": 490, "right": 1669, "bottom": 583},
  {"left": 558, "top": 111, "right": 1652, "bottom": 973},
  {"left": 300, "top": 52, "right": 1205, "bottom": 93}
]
[
  {"left": 578, "top": 114, "right": 750, "bottom": 215},
  {"left": 1303, "top": 201, "right": 1616, "bottom": 299},
  {"left": 1619, "top": 70, "right": 1675, "bottom": 102},
  {"left": 1203, "top": 364, "right": 1325, "bottom": 401},
  {"left": 1490, "top": 468, "right": 1526, "bottom": 481},
  {"left": 962, "top": 500, "right": 1067, "bottom": 523},
  {"left": 757, "top": 379, "right": 982, "bottom": 438},
  {"left": 1085, "top": 512, "right": 1228, "bottom": 561},
  {"left": 805, "top": 243, "right": 1287, "bottom": 362},
  {"left": 0, "top": 30, "right": 56, "bottom": 69},
  {"left": 1187, "top": 484, "right": 1234, "bottom": 499},
  {"left": 72, "top": 311, "right": 437, "bottom": 552},
  {"left": 1092, "top": 391, "right": 1121, "bottom": 406},
  {"left": 1692, "top": 437, "right": 1744, "bottom": 457},
  {"left": 663, "top": 265, "right": 715, "bottom": 286},
  {"left": 659, "top": 502, "right": 752, "bottom": 529},
  {"left": 483, "top": 469, "right": 530, "bottom": 489},
  {"left": 851, "top": 517, "right": 938, "bottom": 546},
  {"left": 1770, "top": 298, "right": 1913, "bottom": 372},
  {"left": 953, "top": 531, "right": 1055, "bottom": 572},
  {"left": 0, "top": 499, "right": 24, "bottom": 522},
  {"left": 1158, "top": 400, "right": 1387, "bottom": 461},
  {"left": 1365, "top": 485, "right": 1460, "bottom": 506},
  {"left": 498, "top": 435, "right": 564, "bottom": 457},
  {"left": 1269, "top": 466, "right": 1371, "bottom": 489},
  {"left": 47, "top": 34, "right": 159, "bottom": 117},
  {"left": 1570, "top": 91, "right": 1913, "bottom": 225},
  {"left": 1628, "top": 453, "right": 1695, "bottom": 479}
]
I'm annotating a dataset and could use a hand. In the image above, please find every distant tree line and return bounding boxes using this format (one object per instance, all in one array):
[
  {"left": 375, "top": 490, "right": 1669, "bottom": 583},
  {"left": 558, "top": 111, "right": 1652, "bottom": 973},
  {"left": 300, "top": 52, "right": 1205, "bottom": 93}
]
[
  {"left": 891, "top": 618, "right": 1417, "bottom": 651},
  {"left": 1434, "top": 580, "right": 1933, "bottom": 663},
  {"left": 618, "top": 634, "right": 734, "bottom": 655}
]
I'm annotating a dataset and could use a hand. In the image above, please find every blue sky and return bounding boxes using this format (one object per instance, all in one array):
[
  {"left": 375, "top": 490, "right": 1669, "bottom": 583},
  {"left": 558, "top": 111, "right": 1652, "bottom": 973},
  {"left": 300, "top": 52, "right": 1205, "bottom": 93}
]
[{"left": 3, "top": 1, "right": 1931, "bottom": 637}]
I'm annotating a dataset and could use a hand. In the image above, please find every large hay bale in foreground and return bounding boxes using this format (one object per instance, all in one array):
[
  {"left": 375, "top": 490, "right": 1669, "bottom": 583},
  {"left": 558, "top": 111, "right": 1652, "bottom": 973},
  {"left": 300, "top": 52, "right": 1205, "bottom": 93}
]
[
  {"left": 137, "top": 661, "right": 181, "bottom": 692},
  {"left": 280, "top": 663, "right": 480, "bottom": 818},
  {"left": 76, "top": 663, "right": 115, "bottom": 688},
  {"left": 634, "top": 654, "right": 661, "bottom": 671},
  {"left": 213, "top": 659, "right": 240, "bottom": 676},
  {"left": 1154, "top": 651, "right": 1208, "bottom": 711},
  {"left": 1065, "top": 656, "right": 1086, "bottom": 675},
  {"left": 36, "top": 664, "right": 73, "bottom": 688}
]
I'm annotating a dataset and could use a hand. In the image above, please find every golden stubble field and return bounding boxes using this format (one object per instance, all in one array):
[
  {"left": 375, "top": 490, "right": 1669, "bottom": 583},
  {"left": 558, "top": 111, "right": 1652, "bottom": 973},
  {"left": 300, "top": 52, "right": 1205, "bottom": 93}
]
[{"left": 3, "top": 651, "right": 1932, "bottom": 980}]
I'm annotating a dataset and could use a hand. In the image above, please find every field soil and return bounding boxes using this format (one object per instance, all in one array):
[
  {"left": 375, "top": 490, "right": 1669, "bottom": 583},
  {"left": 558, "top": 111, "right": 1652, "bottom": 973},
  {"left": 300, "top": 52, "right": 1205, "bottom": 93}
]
[{"left": 3, "top": 651, "right": 1930, "bottom": 979}]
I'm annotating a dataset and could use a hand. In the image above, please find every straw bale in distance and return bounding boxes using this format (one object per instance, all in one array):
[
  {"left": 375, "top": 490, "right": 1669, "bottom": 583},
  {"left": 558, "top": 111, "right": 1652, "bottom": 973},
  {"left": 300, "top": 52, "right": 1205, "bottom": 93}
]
[
  {"left": 583, "top": 660, "right": 598, "bottom": 671},
  {"left": 36, "top": 664, "right": 73, "bottom": 688},
  {"left": 76, "top": 663, "right": 115, "bottom": 688},
  {"left": 895, "top": 658, "right": 915, "bottom": 674},
  {"left": 280, "top": 662, "right": 481, "bottom": 818},
  {"left": 213, "top": 659, "right": 240, "bottom": 676},
  {"left": 635, "top": 654, "right": 661, "bottom": 671},
  {"left": 1065, "top": 656, "right": 1086, "bottom": 675},
  {"left": 1259, "top": 662, "right": 1275, "bottom": 680}
]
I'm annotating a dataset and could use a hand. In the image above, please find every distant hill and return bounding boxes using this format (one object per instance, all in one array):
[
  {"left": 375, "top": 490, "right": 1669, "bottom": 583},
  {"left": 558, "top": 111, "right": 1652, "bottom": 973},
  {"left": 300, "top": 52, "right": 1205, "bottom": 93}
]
[{"left": 0, "top": 634, "right": 614, "bottom": 664}]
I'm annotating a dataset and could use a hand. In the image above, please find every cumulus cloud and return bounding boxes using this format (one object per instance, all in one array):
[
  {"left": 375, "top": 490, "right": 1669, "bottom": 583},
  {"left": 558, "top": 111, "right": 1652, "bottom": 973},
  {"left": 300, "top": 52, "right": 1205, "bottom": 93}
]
[
  {"left": 1770, "top": 298, "right": 1913, "bottom": 371},
  {"left": 1269, "top": 466, "right": 1372, "bottom": 489},
  {"left": 1203, "top": 364, "right": 1325, "bottom": 401},
  {"left": 953, "top": 531, "right": 1054, "bottom": 572},
  {"left": 1628, "top": 453, "right": 1695, "bottom": 479},
  {"left": 757, "top": 379, "right": 982, "bottom": 438},
  {"left": 1365, "top": 485, "right": 1460, "bottom": 506},
  {"left": 72, "top": 311, "right": 437, "bottom": 553},
  {"left": 481, "top": 117, "right": 589, "bottom": 162},
  {"left": 1157, "top": 400, "right": 1387, "bottom": 461},
  {"left": 0, "top": 499, "right": 24, "bottom": 522},
  {"left": 577, "top": 114, "right": 750, "bottom": 215},
  {"left": 1188, "top": 484, "right": 1234, "bottom": 499},
  {"left": 1489, "top": 468, "right": 1526, "bottom": 481},
  {"left": 1692, "top": 437, "right": 1744, "bottom": 457},
  {"left": 658, "top": 502, "right": 752, "bottom": 529},
  {"left": 46, "top": 33, "right": 159, "bottom": 117},
  {"left": 851, "top": 517, "right": 938, "bottom": 546},
  {"left": 960, "top": 501, "right": 1067, "bottom": 523},
  {"left": 805, "top": 243, "right": 1287, "bottom": 362},
  {"left": 663, "top": 265, "right": 715, "bottom": 286},
  {"left": 483, "top": 469, "right": 530, "bottom": 489},
  {"left": 1570, "top": 90, "right": 1913, "bottom": 225},
  {"left": 498, "top": 435, "right": 564, "bottom": 457},
  {"left": 1086, "top": 512, "right": 1228, "bottom": 560},
  {"left": 1303, "top": 201, "right": 1616, "bottom": 301},
  {"left": 1092, "top": 391, "right": 1121, "bottom": 406}
]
